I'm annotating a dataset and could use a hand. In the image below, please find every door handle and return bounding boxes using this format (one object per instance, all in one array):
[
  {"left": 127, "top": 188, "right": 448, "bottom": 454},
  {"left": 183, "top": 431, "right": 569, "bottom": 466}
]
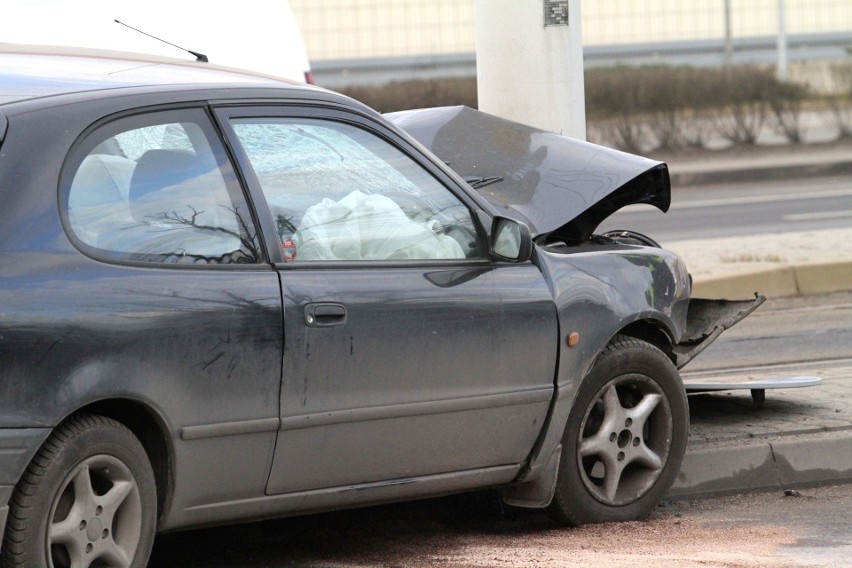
[{"left": 304, "top": 303, "right": 347, "bottom": 327}]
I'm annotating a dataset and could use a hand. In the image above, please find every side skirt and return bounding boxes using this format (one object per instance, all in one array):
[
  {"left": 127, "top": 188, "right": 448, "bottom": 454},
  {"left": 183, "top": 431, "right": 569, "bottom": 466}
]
[{"left": 161, "top": 464, "right": 521, "bottom": 531}]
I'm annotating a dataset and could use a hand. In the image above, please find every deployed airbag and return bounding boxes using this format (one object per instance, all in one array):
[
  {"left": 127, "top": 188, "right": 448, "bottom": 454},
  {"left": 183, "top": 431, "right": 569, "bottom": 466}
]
[{"left": 294, "top": 190, "right": 465, "bottom": 261}]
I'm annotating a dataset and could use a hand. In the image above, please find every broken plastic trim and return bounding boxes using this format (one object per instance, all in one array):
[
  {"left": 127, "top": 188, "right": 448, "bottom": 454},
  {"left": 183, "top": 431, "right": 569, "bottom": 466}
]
[{"left": 673, "top": 294, "right": 766, "bottom": 369}]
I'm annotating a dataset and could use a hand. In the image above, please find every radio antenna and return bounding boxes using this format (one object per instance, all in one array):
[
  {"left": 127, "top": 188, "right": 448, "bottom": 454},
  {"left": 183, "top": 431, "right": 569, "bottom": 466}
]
[{"left": 114, "top": 19, "right": 208, "bottom": 62}]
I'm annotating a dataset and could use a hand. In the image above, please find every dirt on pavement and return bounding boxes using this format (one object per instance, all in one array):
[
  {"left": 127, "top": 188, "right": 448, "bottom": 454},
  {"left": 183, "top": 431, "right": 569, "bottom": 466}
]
[{"left": 150, "top": 493, "right": 801, "bottom": 567}]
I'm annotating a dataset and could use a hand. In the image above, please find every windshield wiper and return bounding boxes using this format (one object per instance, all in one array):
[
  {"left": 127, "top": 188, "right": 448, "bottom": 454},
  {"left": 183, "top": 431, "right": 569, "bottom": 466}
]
[{"left": 463, "top": 175, "right": 503, "bottom": 189}]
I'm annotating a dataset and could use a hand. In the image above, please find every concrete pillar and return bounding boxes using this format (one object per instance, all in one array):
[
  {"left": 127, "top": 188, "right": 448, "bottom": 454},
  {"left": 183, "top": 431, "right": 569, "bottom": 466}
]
[{"left": 475, "top": 0, "right": 586, "bottom": 139}]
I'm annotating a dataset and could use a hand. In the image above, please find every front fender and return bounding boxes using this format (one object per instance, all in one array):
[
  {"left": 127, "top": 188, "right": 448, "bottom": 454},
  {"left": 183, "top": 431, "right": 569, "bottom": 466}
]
[
  {"left": 538, "top": 244, "right": 690, "bottom": 391},
  {"left": 508, "top": 244, "right": 690, "bottom": 499}
]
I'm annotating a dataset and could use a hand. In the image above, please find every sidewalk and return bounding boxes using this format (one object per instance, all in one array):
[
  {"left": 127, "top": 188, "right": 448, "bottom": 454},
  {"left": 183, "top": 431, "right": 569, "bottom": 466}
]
[
  {"left": 658, "top": 142, "right": 852, "bottom": 499},
  {"left": 669, "top": 228, "right": 852, "bottom": 299}
]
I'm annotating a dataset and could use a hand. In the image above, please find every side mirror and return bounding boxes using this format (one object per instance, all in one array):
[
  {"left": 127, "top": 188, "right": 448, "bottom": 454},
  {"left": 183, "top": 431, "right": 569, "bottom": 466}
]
[{"left": 490, "top": 217, "right": 533, "bottom": 262}]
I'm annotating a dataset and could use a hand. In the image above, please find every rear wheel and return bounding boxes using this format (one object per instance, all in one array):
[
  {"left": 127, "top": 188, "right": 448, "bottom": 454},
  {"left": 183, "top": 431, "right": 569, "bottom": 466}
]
[
  {"left": 1, "top": 414, "right": 156, "bottom": 568},
  {"left": 548, "top": 335, "right": 688, "bottom": 525}
]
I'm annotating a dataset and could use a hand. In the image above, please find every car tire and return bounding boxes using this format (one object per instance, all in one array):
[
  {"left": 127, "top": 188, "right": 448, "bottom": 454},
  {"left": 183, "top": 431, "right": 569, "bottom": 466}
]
[
  {"left": 1, "top": 414, "right": 157, "bottom": 568},
  {"left": 547, "top": 334, "right": 688, "bottom": 526}
]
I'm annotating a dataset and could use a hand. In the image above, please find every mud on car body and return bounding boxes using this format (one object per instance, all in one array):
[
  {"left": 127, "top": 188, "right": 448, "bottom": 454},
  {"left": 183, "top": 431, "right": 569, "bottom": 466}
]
[{"left": 0, "top": 45, "right": 761, "bottom": 566}]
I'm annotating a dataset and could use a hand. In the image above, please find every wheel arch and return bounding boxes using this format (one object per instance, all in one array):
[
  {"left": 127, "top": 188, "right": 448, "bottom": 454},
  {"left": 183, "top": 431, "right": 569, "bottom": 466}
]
[
  {"left": 72, "top": 398, "right": 174, "bottom": 525},
  {"left": 544, "top": 332, "right": 689, "bottom": 524},
  {"left": 502, "top": 317, "right": 681, "bottom": 510},
  {"left": 617, "top": 318, "right": 678, "bottom": 366}
]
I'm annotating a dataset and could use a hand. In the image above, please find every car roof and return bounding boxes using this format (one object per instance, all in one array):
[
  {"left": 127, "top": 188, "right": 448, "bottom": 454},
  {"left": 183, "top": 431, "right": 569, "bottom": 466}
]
[{"left": 0, "top": 44, "right": 317, "bottom": 106}]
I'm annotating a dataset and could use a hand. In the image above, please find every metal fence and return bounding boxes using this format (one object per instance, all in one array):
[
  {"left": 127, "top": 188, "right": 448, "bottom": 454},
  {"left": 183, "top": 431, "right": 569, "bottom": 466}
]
[
  {"left": 292, "top": 0, "right": 851, "bottom": 61},
  {"left": 290, "top": 0, "right": 475, "bottom": 60},
  {"left": 584, "top": 0, "right": 851, "bottom": 45}
]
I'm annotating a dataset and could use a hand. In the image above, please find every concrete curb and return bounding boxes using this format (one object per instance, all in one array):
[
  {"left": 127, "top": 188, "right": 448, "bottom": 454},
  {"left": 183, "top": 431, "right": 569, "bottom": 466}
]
[
  {"left": 794, "top": 260, "right": 852, "bottom": 296},
  {"left": 691, "top": 259, "right": 852, "bottom": 299},
  {"left": 668, "top": 430, "right": 852, "bottom": 498},
  {"left": 692, "top": 266, "right": 798, "bottom": 299}
]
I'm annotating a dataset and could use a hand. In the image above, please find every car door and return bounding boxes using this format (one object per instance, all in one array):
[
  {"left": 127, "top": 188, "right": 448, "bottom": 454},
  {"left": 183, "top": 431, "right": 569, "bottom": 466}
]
[{"left": 219, "top": 107, "right": 558, "bottom": 495}]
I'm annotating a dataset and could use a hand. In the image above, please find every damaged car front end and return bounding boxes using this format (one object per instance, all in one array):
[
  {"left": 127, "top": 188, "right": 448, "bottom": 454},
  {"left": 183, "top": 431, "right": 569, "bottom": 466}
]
[
  {"left": 388, "top": 105, "right": 764, "bottom": 362},
  {"left": 389, "top": 106, "right": 764, "bottom": 521}
]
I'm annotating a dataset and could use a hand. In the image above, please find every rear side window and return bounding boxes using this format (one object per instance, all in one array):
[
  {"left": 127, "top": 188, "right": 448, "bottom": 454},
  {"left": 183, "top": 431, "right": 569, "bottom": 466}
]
[{"left": 63, "top": 109, "right": 261, "bottom": 265}]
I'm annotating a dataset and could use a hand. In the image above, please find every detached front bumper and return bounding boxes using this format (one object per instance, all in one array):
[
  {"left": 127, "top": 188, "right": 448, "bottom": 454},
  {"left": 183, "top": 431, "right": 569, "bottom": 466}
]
[{"left": 673, "top": 294, "right": 766, "bottom": 369}]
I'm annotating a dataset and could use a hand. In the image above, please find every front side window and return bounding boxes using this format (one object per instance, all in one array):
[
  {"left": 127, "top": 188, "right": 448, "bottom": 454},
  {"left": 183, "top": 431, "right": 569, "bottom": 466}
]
[
  {"left": 231, "top": 118, "right": 481, "bottom": 262},
  {"left": 64, "top": 110, "right": 260, "bottom": 265}
]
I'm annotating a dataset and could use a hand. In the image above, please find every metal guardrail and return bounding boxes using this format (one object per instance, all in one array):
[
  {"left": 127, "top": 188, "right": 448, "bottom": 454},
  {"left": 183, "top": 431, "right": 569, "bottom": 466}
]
[{"left": 312, "top": 32, "right": 851, "bottom": 89}]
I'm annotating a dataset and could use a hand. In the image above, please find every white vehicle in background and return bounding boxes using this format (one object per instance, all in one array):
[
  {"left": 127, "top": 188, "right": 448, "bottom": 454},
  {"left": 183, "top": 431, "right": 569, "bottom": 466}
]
[{"left": 3, "top": 0, "right": 313, "bottom": 83}]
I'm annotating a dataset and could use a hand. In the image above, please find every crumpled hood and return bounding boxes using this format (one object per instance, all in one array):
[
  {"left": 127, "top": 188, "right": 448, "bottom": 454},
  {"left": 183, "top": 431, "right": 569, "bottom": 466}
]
[{"left": 386, "top": 106, "right": 671, "bottom": 243}]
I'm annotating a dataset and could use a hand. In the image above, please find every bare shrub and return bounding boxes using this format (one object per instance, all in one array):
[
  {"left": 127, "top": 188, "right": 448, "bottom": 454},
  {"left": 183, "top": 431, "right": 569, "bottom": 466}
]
[
  {"left": 822, "top": 63, "right": 852, "bottom": 139},
  {"left": 599, "top": 117, "right": 651, "bottom": 154},
  {"left": 717, "top": 102, "right": 767, "bottom": 145},
  {"left": 339, "top": 78, "right": 477, "bottom": 113},
  {"left": 647, "top": 110, "right": 687, "bottom": 152},
  {"left": 681, "top": 109, "right": 718, "bottom": 149},
  {"left": 588, "top": 65, "right": 800, "bottom": 149},
  {"left": 585, "top": 122, "right": 609, "bottom": 146},
  {"left": 334, "top": 65, "right": 831, "bottom": 152},
  {"left": 585, "top": 66, "right": 781, "bottom": 152},
  {"left": 769, "top": 81, "right": 810, "bottom": 144},
  {"left": 586, "top": 66, "right": 676, "bottom": 152},
  {"left": 824, "top": 101, "right": 852, "bottom": 139},
  {"left": 713, "top": 67, "right": 779, "bottom": 146}
]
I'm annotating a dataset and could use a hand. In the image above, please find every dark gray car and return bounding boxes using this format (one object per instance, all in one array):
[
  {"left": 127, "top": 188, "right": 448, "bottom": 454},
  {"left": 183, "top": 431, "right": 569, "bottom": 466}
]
[{"left": 0, "top": 45, "right": 761, "bottom": 567}]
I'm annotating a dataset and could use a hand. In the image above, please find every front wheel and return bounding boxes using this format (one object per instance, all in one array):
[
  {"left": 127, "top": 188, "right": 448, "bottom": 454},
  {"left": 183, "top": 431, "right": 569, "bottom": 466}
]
[
  {"left": 1, "top": 414, "right": 157, "bottom": 568},
  {"left": 548, "top": 335, "right": 688, "bottom": 525}
]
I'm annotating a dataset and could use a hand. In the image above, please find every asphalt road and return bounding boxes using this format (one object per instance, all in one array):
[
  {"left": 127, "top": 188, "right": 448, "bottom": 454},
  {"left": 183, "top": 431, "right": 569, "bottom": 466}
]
[
  {"left": 599, "top": 175, "right": 852, "bottom": 242},
  {"left": 664, "top": 483, "right": 852, "bottom": 568}
]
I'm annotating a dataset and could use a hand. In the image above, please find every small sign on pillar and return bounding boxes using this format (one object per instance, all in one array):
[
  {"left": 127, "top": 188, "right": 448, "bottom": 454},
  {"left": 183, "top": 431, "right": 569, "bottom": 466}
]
[{"left": 544, "top": 1, "right": 569, "bottom": 26}]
